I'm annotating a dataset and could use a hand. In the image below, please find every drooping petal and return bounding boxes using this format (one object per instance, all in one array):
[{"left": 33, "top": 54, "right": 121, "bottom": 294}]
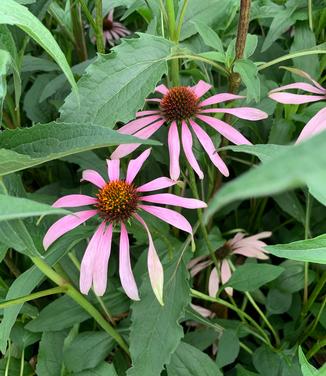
[
  {"left": 118, "top": 115, "right": 162, "bottom": 135},
  {"left": 296, "top": 107, "right": 326, "bottom": 144},
  {"left": 43, "top": 210, "right": 98, "bottom": 250},
  {"left": 168, "top": 121, "right": 180, "bottom": 180},
  {"left": 190, "top": 260, "right": 212, "bottom": 277},
  {"left": 268, "top": 92, "right": 325, "bottom": 105},
  {"left": 233, "top": 247, "right": 269, "bottom": 260},
  {"left": 92, "top": 224, "right": 113, "bottom": 296},
  {"left": 187, "top": 254, "right": 208, "bottom": 270},
  {"left": 52, "top": 194, "right": 97, "bottom": 208},
  {"left": 140, "top": 193, "right": 207, "bottom": 209},
  {"left": 111, "top": 119, "right": 165, "bottom": 159},
  {"left": 119, "top": 223, "right": 140, "bottom": 300},
  {"left": 199, "top": 93, "right": 245, "bottom": 107},
  {"left": 269, "top": 82, "right": 325, "bottom": 95},
  {"left": 221, "top": 260, "right": 233, "bottom": 296},
  {"left": 137, "top": 177, "right": 177, "bottom": 192},
  {"left": 192, "top": 80, "right": 212, "bottom": 98},
  {"left": 208, "top": 267, "right": 219, "bottom": 297},
  {"left": 181, "top": 121, "right": 204, "bottom": 179},
  {"left": 136, "top": 110, "right": 161, "bottom": 117},
  {"left": 107, "top": 159, "right": 120, "bottom": 181},
  {"left": 197, "top": 114, "right": 252, "bottom": 145},
  {"left": 81, "top": 170, "right": 106, "bottom": 189},
  {"left": 108, "top": 9, "right": 114, "bottom": 22},
  {"left": 190, "top": 120, "right": 229, "bottom": 177},
  {"left": 200, "top": 107, "right": 268, "bottom": 121},
  {"left": 79, "top": 223, "right": 105, "bottom": 294},
  {"left": 135, "top": 214, "right": 164, "bottom": 305},
  {"left": 242, "top": 231, "right": 272, "bottom": 241},
  {"left": 126, "top": 148, "right": 151, "bottom": 183},
  {"left": 276, "top": 68, "right": 325, "bottom": 91},
  {"left": 155, "top": 84, "right": 169, "bottom": 95},
  {"left": 140, "top": 205, "right": 192, "bottom": 234}
]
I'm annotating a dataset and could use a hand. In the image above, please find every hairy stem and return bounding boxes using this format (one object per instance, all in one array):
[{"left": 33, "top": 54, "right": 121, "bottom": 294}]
[
  {"left": 95, "top": 0, "right": 105, "bottom": 53},
  {"left": 304, "top": 193, "right": 312, "bottom": 305},
  {"left": 166, "top": 0, "right": 179, "bottom": 86},
  {"left": 70, "top": 0, "right": 88, "bottom": 61}
]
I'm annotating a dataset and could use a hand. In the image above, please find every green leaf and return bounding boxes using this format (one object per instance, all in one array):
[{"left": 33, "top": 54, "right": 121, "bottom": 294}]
[
  {"left": 74, "top": 363, "right": 118, "bottom": 376},
  {"left": 273, "top": 192, "right": 306, "bottom": 224},
  {"left": 243, "top": 34, "right": 258, "bottom": 58},
  {"left": 266, "top": 235, "right": 326, "bottom": 264},
  {"left": 266, "top": 288, "right": 292, "bottom": 314},
  {"left": 127, "top": 254, "right": 190, "bottom": 376},
  {"left": 0, "top": 227, "right": 91, "bottom": 354},
  {"left": 192, "top": 20, "right": 224, "bottom": 52},
  {"left": 226, "top": 264, "right": 285, "bottom": 292},
  {"left": 60, "top": 33, "right": 172, "bottom": 128},
  {"left": 198, "top": 51, "right": 225, "bottom": 63},
  {"left": 205, "top": 133, "right": 326, "bottom": 221},
  {"left": 36, "top": 330, "right": 68, "bottom": 376},
  {"left": 0, "top": 49, "right": 10, "bottom": 122},
  {"left": 0, "top": 0, "right": 76, "bottom": 93},
  {"left": 235, "top": 365, "right": 259, "bottom": 376},
  {"left": 233, "top": 59, "right": 260, "bottom": 102},
  {"left": 298, "top": 347, "right": 318, "bottom": 376},
  {"left": 64, "top": 332, "right": 115, "bottom": 373},
  {"left": 0, "top": 194, "right": 68, "bottom": 221},
  {"left": 216, "top": 329, "right": 240, "bottom": 368},
  {"left": 0, "top": 121, "right": 158, "bottom": 176},
  {"left": 166, "top": 342, "right": 223, "bottom": 376}
]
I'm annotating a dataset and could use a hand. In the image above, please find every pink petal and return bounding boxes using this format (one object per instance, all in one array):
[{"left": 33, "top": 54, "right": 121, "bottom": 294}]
[
  {"left": 108, "top": 9, "right": 113, "bottom": 22},
  {"left": 135, "top": 214, "right": 164, "bottom": 305},
  {"left": 268, "top": 92, "right": 325, "bottom": 104},
  {"left": 119, "top": 223, "right": 140, "bottom": 300},
  {"left": 296, "top": 107, "right": 326, "bottom": 144},
  {"left": 269, "top": 82, "right": 325, "bottom": 95},
  {"left": 136, "top": 110, "right": 161, "bottom": 117},
  {"left": 52, "top": 194, "right": 97, "bottom": 208},
  {"left": 181, "top": 121, "right": 204, "bottom": 179},
  {"left": 81, "top": 170, "right": 106, "bottom": 189},
  {"left": 190, "top": 303, "right": 214, "bottom": 318},
  {"left": 168, "top": 121, "right": 181, "bottom": 180},
  {"left": 208, "top": 267, "right": 219, "bottom": 297},
  {"left": 79, "top": 223, "right": 105, "bottom": 295},
  {"left": 137, "top": 177, "right": 177, "bottom": 192},
  {"left": 111, "top": 119, "right": 165, "bottom": 159},
  {"left": 190, "top": 260, "right": 212, "bottom": 277},
  {"left": 283, "top": 68, "right": 325, "bottom": 91},
  {"left": 92, "top": 224, "right": 113, "bottom": 296},
  {"left": 43, "top": 210, "right": 97, "bottom": 250},
  {"left": 118, "top": 115, "right": 162, "bottom": 135},
  {"left": 197, "top": 114, "right": 252, "bottom": 145},
  {"left": 140, "top": 205, "right": 192, "bottom": 234},
  {"left": 126, "top": 148, "right": 151, "bottom": 183},
  {"left": 221, "top": 260, "right": 233, "bottom": 296},
  {"left": 200, "top": 107, "right": 268, "bottom": 121},
  {"left": 107, "top": 159, "right": 120, "bottom": 181},
  {"left": 190, "top": 120, "right": 229, "bottom": 177},
  {"left": 145, "top": 98, "right": 161, "bottom": 103},
  {"left": 140, "top": 193, "right": 207, "bottom": 209},
  {"left": 243, "top": 231, "right": 272, "bottom": 241},
  {"left": 110, "top": 30, "right": 120, "bottom": 40},
  {"left": 199, "top": 93, "right": 245, "bottom": 107},
  {"left": 187, "top": 254, "right": 208, "bottom": 270},
  {"left": 192, "top": 80, "right": 212, "bottom": 98},
  {"left": 155, "top": 84, "right": 169, "bottom": 95},
  {"left": 233, "top": 247, "right": 269, "bottom": 260}
]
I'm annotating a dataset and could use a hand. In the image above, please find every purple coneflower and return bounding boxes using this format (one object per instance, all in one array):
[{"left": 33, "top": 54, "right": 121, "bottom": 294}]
[
  {"left": 102, "top": 9, "right": 131, "bottom": 47},
  {"left": 111, "top": 81, "right": 268, "bottom": 180},
  {"left": 188, "top": 231, "right": 271, "bottom": 297},
  {"left": 43, "top": 149, "right": 206, "bottom": 305},
  {"left": 268, "top": 68, "right": 326, "bottom": 143}
]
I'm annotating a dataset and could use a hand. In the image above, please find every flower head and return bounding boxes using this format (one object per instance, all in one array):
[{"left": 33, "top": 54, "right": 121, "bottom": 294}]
[
  {"left": 102, "top": 9, "right": 131, "bottom": 47},
  {"left": 112, "top": 81, "right": 268, "bottom": 180},
  {"left": 43, "top": 149, "right": 206, "bottom": 305},
  {"left": 188, "top": 231, "right": 271, "bottom": 297},
  {"left": 268, "top": 68, "right": 326, "bottom": 143}
]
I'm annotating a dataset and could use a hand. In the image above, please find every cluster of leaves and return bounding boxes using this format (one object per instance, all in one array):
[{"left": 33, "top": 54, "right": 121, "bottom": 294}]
[{"left": 0, "top": 0, "right": 325, "bottom": 375}]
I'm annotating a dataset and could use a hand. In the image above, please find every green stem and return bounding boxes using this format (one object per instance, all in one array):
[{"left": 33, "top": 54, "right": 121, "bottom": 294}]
[
  {"left": 166, "top": 0, "right": 179, "bottom": 86},
  {"left": 240, "top": 341, "right": 253, "bottom": 355},
  {"left": 70, "top": 0, "right": 88, "bottom": 61},
  {"left": 302, "top": 271, "right": 326, "bottom": 316},
  {"left": 308, "top": 0, "right": 313, "bottom": 31},
  {"left": 95, "top": 0, "right": 105, "bottom": 53},
  {"left": 0, "top": 286, "right": 67, "bottom": 309},
  {"left": 31, "top": 256, "right": 130, "bottom": 356},
  {"left": 190, "top": 288, "right": 272, "bottom": 347},
  {"left": 19, "top": 348, "right": 24, "bottom": 376},
  {"left": 175, "top": 0, "right": 189, "bottom": 42},
  {"left": 306, "top": 338, "right": 326, "bottom": 360},
  {"left": 5, "top": 341, "right": 11, "bottom": 376},
  {"left": 302, "top": 298, "right": 326, "bottom": 343},
  {"left": 304, "top": 192, "right": 312, "bottom": 305},
  {"left": 78, "top": 0, "right": 97, "bottom": 31}
]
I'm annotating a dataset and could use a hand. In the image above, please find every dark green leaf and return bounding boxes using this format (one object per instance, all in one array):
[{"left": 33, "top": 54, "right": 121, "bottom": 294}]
[
  {"left": 266, "top": 288, "right": 292, "bottom": 314},
  {"left": 234, "top": 59, "right": 260, "bottom": 102},
  {"left": 193, "top": 20, "right": 224, "bottom": 52},
  {"left": 74, "top": 362, "right": 118, "bottom": 376},
  {"left": 216, "top": 329, "right": 240, "bottom": 368}
]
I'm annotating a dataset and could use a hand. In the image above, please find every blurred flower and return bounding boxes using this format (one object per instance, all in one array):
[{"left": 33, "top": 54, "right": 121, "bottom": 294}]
[
  {"left": 43, "top": 149, "right": 206, "bottom": 304},
  {"left": 102, "top": 9, "right": 131, "bottom": 47},
  {"left": 268, "top": 68, "right": 326, "bottom": 143},
  {"left": 188, "top": 231, "right": 271, "bottom": 297},
  {"left": 111, "top": 81, "right": 268, "bottom": 180}
]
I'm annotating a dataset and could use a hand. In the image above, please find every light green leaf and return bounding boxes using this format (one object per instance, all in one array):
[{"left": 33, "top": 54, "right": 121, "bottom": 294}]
[
  {"left": 233, "top": 59, "right": 260, "bottom": 102},
  {"left": 226, "top": 264, "right": 285, "bottom": 292},
  {"left": 127, "top": 254, "right": 190, "bottom": 376},
  {"left": 60, "top": 33, "right": 172, "bottom": 128},
  {"left": 298, "top": 346, "right": 318, "bottom": 376},
  {"left": 166, "top": 342, "right": 223, "bottom": 376},
  {"left": 0, "top": 49, "right": 10, "bottom": 122},
  {"left": 205, "top": 133, "right": 326, "bottom": 221},
  {"left": 193, "top": 20, "right": 224, "bottom": 52},
  {"left": 0, "top": 121, "right": 158, "bottom": 176},
  {"left": 198, "top": 51, "right": 225, "bottom": 64},
  {"left": 244, "top": 34, "right": 258, "bottom": 58},
  {"left": 0, "top": 194, "right": 68, "bottom": 221},
  {"left": 0, "top": 0, "right": 77, "bottom": 93},
  {"left": 75, "top": 363, "right": 118, "bottom": 376},
  {"left": 266, "top": 235, "right": 326, "bottom": 264}
]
